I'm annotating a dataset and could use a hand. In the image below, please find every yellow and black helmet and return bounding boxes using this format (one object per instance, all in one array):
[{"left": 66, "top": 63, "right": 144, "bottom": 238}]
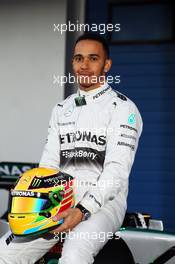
[{"left": 8, "top": 167, "right": 75, "bottom": 236}]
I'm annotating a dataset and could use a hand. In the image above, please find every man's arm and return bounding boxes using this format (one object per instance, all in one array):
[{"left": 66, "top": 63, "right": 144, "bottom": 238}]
[
  {"left": 39, "top": 105, "right": 60, "bottom": 169},
  {"left": 39, "top": 105, "right": 84, "bottom": 233},
  {"left": 79, "top": 100, "right": 143, "bottom": 214}
]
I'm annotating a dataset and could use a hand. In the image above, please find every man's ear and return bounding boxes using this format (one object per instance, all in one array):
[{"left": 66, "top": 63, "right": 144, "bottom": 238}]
[{"left": 104, "top": 59, "right": 112, "bottom": 73}]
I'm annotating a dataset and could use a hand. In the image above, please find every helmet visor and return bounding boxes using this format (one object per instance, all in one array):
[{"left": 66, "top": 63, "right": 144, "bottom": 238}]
[
  {"left": 9, "top": 190, "right": 52, "bottom": 213},
  {"left": 10, "top": 197, "right": 51, "bottom": 213}
]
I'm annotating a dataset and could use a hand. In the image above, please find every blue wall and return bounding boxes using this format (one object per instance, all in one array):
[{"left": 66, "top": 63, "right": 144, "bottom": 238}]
[{"left": 86, "top": 0, "right": 175, "bottom": 231}]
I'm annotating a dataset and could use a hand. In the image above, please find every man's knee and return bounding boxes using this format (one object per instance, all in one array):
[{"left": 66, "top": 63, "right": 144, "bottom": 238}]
[
  {"left": 0, "top": 255, "right": 16, "bottom": 264},
  {"left": 59, "top": 246, "right": 94, "bottom": 264}
]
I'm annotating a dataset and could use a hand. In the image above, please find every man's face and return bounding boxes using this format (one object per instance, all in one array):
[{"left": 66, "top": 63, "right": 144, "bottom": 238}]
[{"left": 72, "top": 39, "right": 112, "bottom": 90}]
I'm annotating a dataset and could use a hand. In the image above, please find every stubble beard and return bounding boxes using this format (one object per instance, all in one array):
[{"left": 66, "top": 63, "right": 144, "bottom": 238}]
[{"left": 77, "top": 67, "right": 106, "bottom": 91}]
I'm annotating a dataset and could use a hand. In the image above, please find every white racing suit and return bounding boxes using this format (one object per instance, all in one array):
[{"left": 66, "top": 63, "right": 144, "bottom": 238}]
[{"left": 0, "top": 83, "right": 143, "bottom": 264}]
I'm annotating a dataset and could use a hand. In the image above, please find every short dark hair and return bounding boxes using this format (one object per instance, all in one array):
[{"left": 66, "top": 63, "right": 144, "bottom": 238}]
[{"left": 75, "top": 33, "right": 109, "bottom": 58}]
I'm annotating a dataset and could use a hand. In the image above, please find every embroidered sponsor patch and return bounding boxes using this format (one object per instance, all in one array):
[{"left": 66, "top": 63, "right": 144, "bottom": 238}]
[{"left": 128, "top": 114, "right": 136, "bottom": 125}]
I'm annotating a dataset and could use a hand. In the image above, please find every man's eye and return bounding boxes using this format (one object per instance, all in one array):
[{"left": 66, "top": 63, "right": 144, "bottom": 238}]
[
  {"left": 74, "top": 57, "right": 82, "bottom": 62},
  {"left": 90, "top": 57, "right": 98, "bottom": 61}
]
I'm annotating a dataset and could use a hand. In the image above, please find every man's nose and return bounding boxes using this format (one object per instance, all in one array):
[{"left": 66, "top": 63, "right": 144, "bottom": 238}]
[{"left": 80, "top": 58, "right": 89, "bottom": 69}]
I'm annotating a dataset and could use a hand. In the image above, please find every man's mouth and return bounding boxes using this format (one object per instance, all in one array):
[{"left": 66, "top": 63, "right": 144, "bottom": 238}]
[{"left": 77, "top": 72, "right": 93, "bottom": 76}]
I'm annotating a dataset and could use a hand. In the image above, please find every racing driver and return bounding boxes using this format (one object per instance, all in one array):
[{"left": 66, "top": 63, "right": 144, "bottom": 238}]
[{"left": 0, "top": 33, "right": 143, "bottom": 264}]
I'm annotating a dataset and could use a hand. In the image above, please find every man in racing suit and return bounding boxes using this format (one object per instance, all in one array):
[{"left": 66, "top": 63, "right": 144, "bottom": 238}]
[{"left": 0, "top": 33, "right": 142, "bottom": 264}]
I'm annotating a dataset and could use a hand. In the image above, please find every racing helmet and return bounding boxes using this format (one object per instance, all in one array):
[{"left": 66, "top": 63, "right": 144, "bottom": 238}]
[{"left": 8, "top": 167, "right": 75, "bottom": 236}]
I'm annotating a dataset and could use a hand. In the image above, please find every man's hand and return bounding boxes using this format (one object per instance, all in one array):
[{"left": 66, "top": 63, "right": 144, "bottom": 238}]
[{"left": 50, "top": 208, "right": 83, "bottom": 233}]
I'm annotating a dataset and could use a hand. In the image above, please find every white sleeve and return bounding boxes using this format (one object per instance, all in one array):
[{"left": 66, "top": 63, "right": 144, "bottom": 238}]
[
  {"left": 80, "top": 101, "right": 143, "bottom": 214},
  {"left": 39, "top": 105, "right": 60, "bottom": 169}
]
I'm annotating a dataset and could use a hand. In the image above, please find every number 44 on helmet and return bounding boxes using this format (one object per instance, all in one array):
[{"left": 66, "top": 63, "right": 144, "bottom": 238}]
[{"left": 8, "top": 167, "right": 75, "bottom": 236}]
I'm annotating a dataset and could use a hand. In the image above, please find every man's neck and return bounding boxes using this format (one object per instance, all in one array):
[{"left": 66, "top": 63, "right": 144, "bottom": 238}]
[
  {"left": 78, "top": 82, "right": 109, "bottom": 97},
  {"left": 79, "top": 82, "right": 105, "bottom": 92}
]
